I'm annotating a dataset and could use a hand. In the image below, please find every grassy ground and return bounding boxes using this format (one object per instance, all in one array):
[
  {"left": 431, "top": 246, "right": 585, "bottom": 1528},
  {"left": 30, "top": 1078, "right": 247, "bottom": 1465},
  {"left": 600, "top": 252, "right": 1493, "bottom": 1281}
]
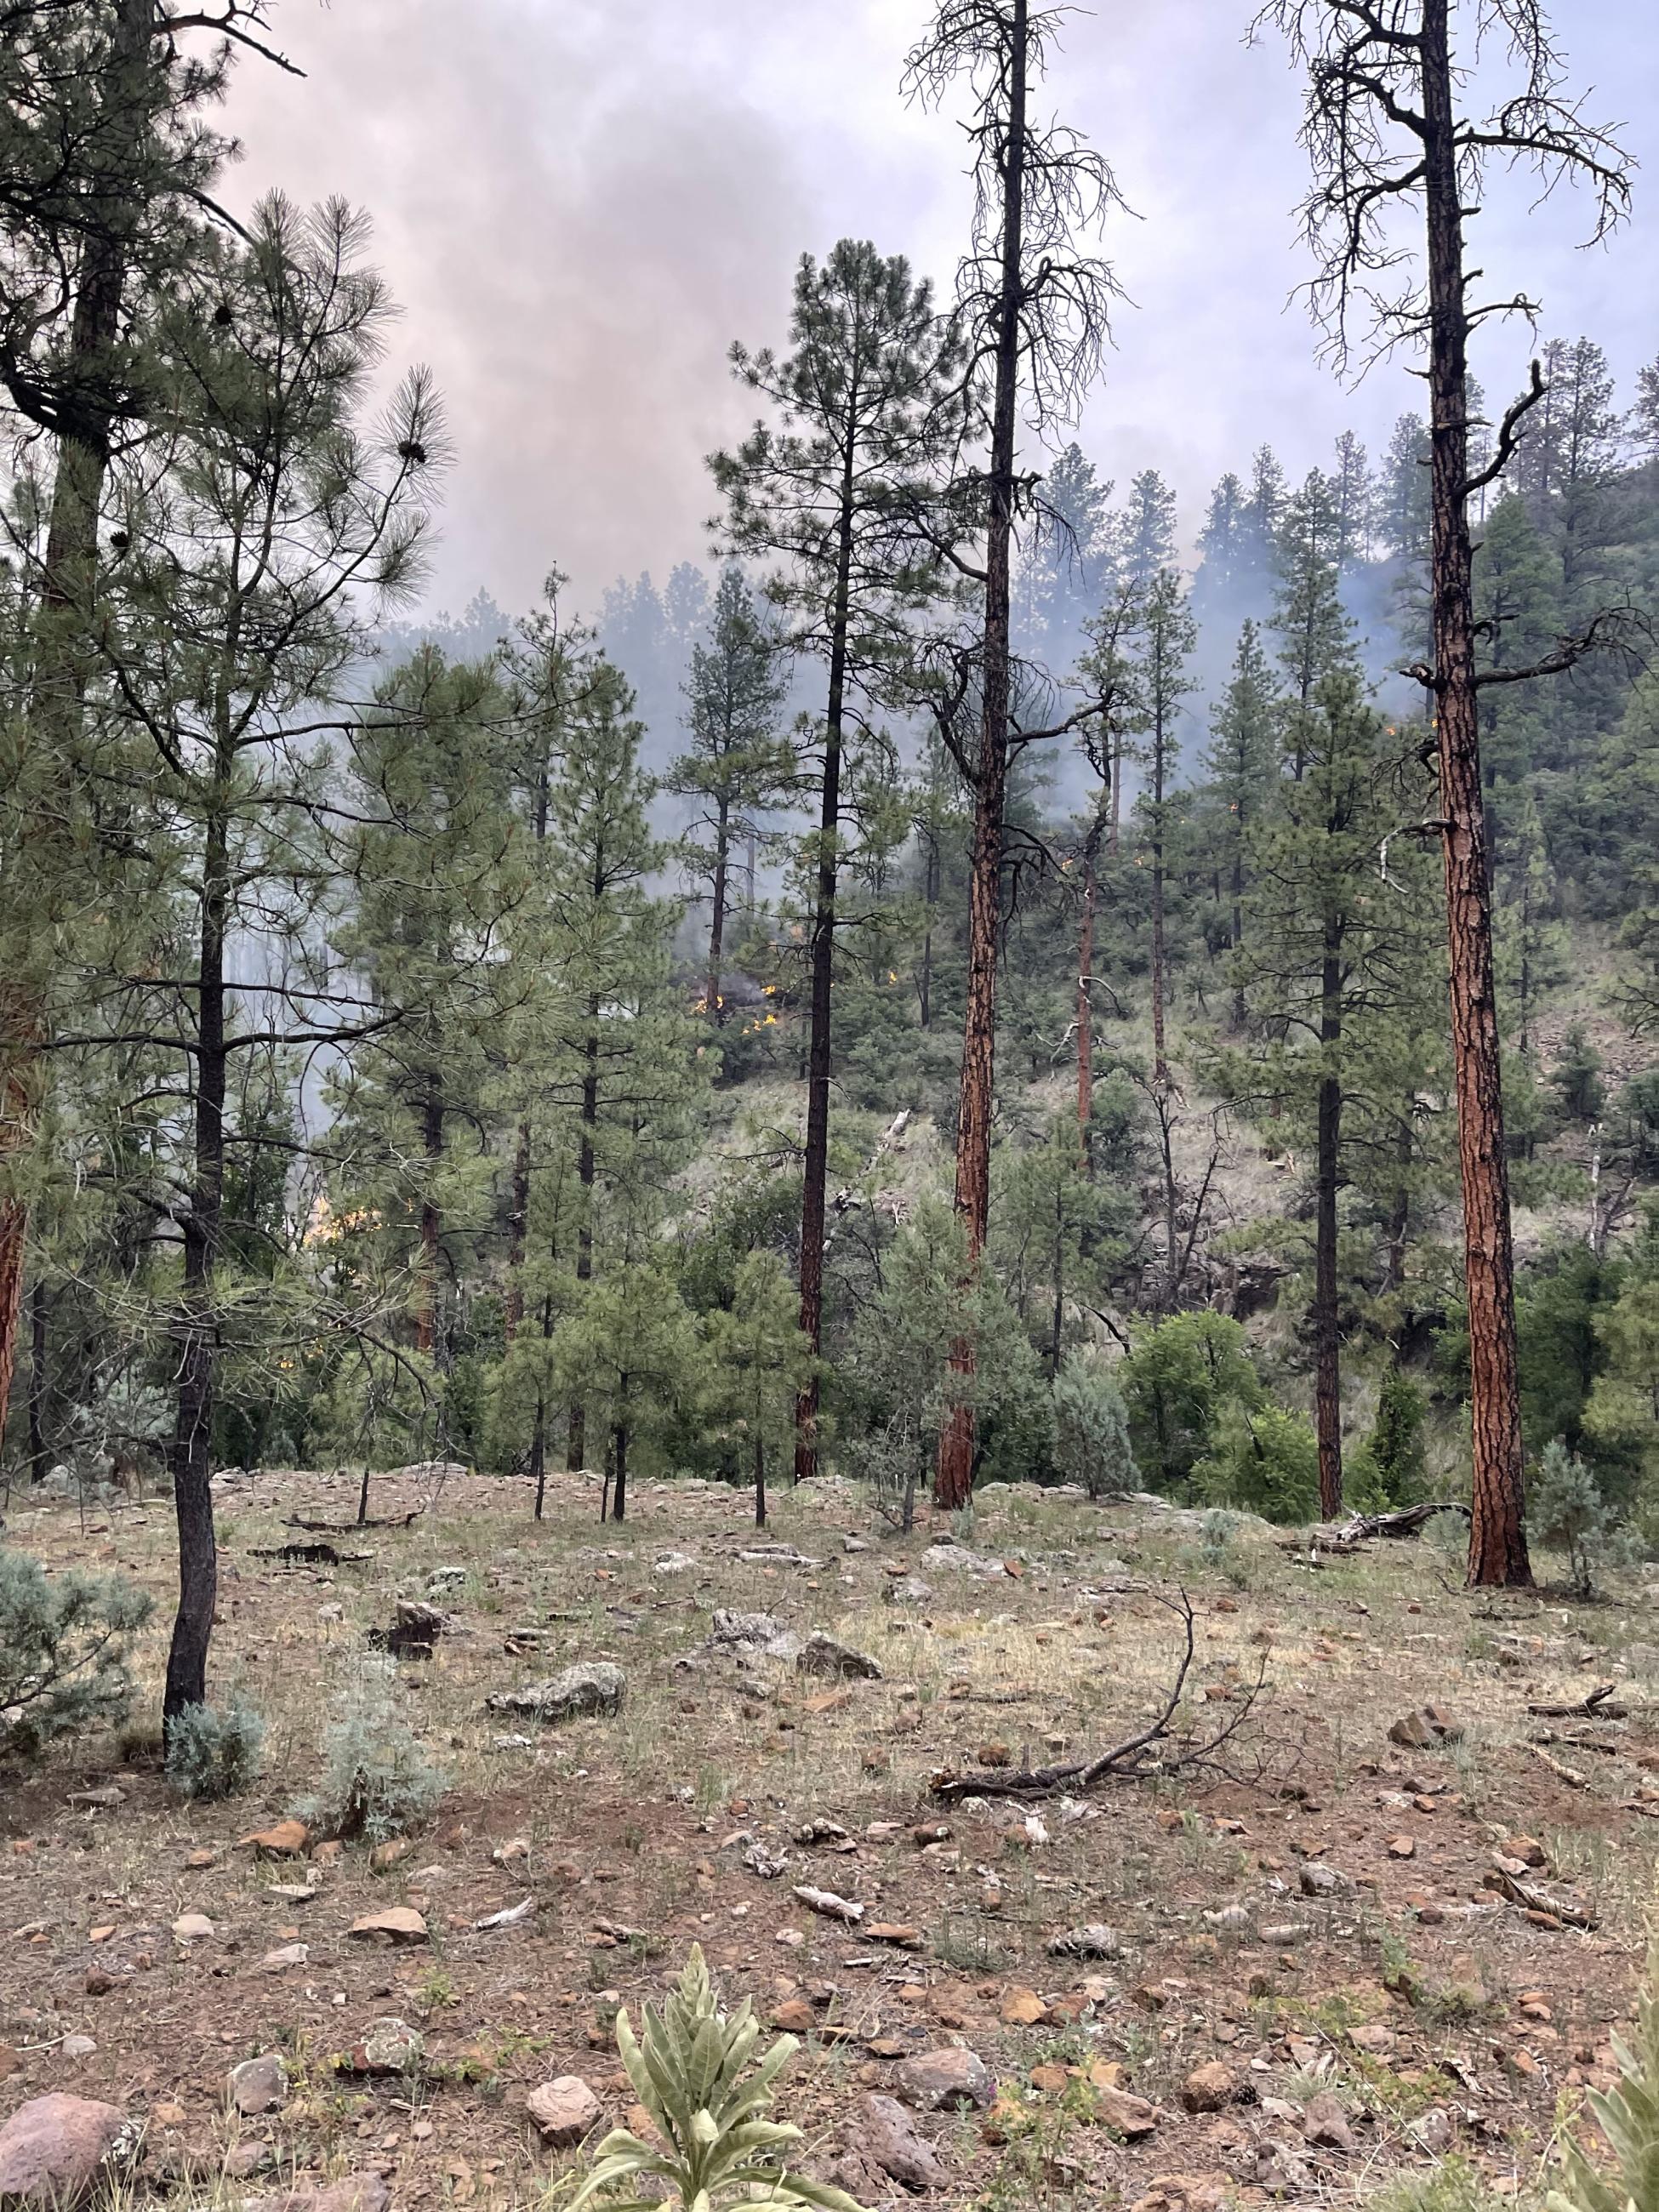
[{"left": 3, "top": 1469, "right": 1656, "bottom": 2212}]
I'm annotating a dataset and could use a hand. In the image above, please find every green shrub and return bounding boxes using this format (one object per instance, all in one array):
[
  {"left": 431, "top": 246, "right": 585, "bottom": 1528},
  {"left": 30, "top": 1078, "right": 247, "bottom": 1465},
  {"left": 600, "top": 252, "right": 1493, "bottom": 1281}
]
[
  {"left": 1118, "top": 1312, "right": 1263, "bottom": 1491},
  {"left": 1548, "top": 1923, "right": 1659, "bottom": 2212},
  {"left": 165, "top": 1698, "right": 265, "bottom": 1800},
  {"left": 1052, "top": 1356, "right": 1137, "bottom": 1497},
  {"left": 0, "top": 1548, "right": 153, "bottom": 1759},
  {"left": 1193, "top": 1401, "right": 1320, "bottom": 1525},
  {"left": 294, "top": 1655, "right": 445, "bottom": 1842},
  {"left": 568, "top": 1945, "right": 863, "bottom": 2212},
  {"left": 1531, "top": 1438, "right": 1632, "bottom": 1598}
]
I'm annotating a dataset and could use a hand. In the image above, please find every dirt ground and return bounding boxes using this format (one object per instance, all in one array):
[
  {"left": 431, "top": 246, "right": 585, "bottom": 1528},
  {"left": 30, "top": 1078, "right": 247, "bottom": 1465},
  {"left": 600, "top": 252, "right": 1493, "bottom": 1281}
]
[{"left": 3, "top": 1468, "right": 1656, "bottom": 2212}]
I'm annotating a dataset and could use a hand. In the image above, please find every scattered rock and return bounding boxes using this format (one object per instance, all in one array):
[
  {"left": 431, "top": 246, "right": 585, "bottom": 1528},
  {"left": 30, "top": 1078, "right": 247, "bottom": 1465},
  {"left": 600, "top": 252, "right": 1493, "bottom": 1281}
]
[
  {"left": 345, "top": 2019, "right": 424, "bottom": 2074},
  {"left": 1301, "top": 2092, "right": 1355, "bottom": 2150},
  {"left": 1001, "top": 1989, "right": 1048, "bottom": 2026},
  {"left": 797, "top": 1633, "right": 881, "bottom": 1681},
  {"left": 347, "top": 1907, "right": 428, "bottom": 1945},
  {"left": 0, "top": 2095, "right": 131, "bottom": 2207},
  {"left": 1298, "top": 1862, "right": 1348, "bottom": 1897},
  {"left": 653, "top": 1552, "right": 697, "bottom": 1576},
  {"left": 858, "top": 2095, "right": 945, "bottom": 2192},
  {"left": 771, "top": 2001, "right": 818, "bottom": 2036},
  {"left": 228, "top": 2055, "right": 288, "bottom": 2118},
  {"left": 921, "top": 1543, "right": 1007, "bottom": 1580},
  {"left": 246, "top": 2172, "right": 389, "bottom": 2212},
  {"left": 1047, "top": 1924, "right": 1120, "bottom": 1959},
  {"left": 1096, "top": 2088, "right": 1162, "bottom": 2139},
  {"left": 1181, "top": 2062, "right": 1239, "bottom": 2113},
  {"left": 1388, "top": 1835, "right": 1416, "bottom": 1859},
  {"left": 261, "top": 1944, "right": 309, "bottom": 1971},
  {"left": 865, "top": 1924, "right": 924, "bottom": 1949},
  {"left": 896, "top": 2049, "right": 994, "bottom": 2112},
  {"left": 885, "top": 1577, "right": 933, "bottom": 1607},
  {"left": 171, "top": 1913, "right": 214, "bottom": 1941},
  {"left": 65, "top": 1787, "right": 124, "bottom": 1810},
  {"left": 485, "top": 1662, "right": 625, "bottom": 1724},
  {"left": 237, "top": 1820, "right": 310, "bottom": 1858},
  {"left": 382, "top": 1599, "right": 452, "bottom": 1657},
  {"left": 58, "top": 2041, "right": 95, "bottom": 2061},
  {"left": 526, "top": 2078, "right": 602, "bottom": 2147},
  {"left": 1410, "top": 2109, "right": 1453, "bottom": 2154},
  {"left": 708, "top": 1609, "right": 784, "bottom": 1648}
]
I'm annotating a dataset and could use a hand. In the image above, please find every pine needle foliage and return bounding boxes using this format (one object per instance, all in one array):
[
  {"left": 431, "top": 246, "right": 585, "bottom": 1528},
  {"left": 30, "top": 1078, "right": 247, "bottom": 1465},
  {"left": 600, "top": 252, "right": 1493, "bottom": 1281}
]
[
  {"left": 0, "top": 1549, "right": 153, "bottom": 1757},
  {"left": 1549, "top": 1923, "right": 1659, "bottom": 2212},
  {"left": 566, "top": 1946, "right": 864, "bottom": 2212}
]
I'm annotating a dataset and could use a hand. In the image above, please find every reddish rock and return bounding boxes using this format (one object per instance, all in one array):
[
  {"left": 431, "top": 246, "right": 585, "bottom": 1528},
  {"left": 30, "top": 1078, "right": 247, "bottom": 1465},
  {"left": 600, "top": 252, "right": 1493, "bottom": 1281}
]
[{"left": 0, "top": 2095, "right": 130, "bottom": 2206}]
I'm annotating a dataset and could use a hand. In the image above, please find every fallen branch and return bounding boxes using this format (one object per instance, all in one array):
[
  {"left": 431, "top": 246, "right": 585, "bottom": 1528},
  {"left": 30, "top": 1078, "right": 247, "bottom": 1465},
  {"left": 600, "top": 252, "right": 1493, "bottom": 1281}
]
[
  {"left": 1483, "top": 1865, "right": 1597, "bottom": 1930},
  {"left": 250, "top": 1541, "right": 373, "bottom": 1567},
  {"left": 1529, "top": 1741, "right": 1588, "bottom": 1790},
  {"left": 929, "top": 1590, "right": 1269, "bottom": 1801},
  {"left": 288, "top": 1509, "right": 424, "bottom": 1532},
  {"left": 1528, "top": 1683, "right": 1627, "bottom": 1720}
]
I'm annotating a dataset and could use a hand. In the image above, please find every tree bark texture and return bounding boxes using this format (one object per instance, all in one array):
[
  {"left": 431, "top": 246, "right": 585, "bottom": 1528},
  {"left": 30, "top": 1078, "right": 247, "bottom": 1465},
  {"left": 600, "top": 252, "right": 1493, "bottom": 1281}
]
[{"left": 1421, "top": 0, "right": 1530, "bottom": 1587}]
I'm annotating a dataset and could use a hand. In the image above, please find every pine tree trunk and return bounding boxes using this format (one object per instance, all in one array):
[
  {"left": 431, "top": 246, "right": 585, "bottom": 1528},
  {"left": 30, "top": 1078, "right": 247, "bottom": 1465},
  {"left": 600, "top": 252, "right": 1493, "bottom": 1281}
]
[
  {"left": 165, "top": 780, "right": 228, "bottom": 1730},
  {"left": 707, "top": 795, "right": 730, "bottom": 1021},
  {"left": 415, "top": 1084, "right": 443, "bottom": 1358},
  {"left": 1314, "top": 935, "right": 1343, "bottom": 1520},
  {"left": 918, "top": 835, "right": 940, "bottom": 1030},
  {"left": 27, "top": 1277, "right": 49, "bottom": 1485},
  {"left": 1230, "top": 847, "right": 1246, "bottom": 1030},
  {"left": 1076, "top": 818, "right": 1101, "bottom": 1166},
  {"left": 1150, "top": 709, "right": 1170, "bottom": 1091},
  {"left": 938, "top": 0, "right": 1028, "bottom": 1514},
  {"left": 0, "top": 0, "right": 157, "bottom": 1459},
  {"left": 566, "top": 996, "right": 600, "bottom": 1474},
  {"left": 754, "top": 1432, "right": 767, "bottom": 1528},
  {"left": 611, "top": 1405, "right": 629, "bottom": 1524},
  {"left": 793, "top": 476, "right": 855, "bottom": 1483},
  {"left": 1422, "top": 0, "right": 1530, "bottom": 1588},
  {"left": 1384, "top": 1118, "right": 1412, "bottom": 1296},
  {"left": 505, "top": 1119, "right": 531, "bottom": 1342}
]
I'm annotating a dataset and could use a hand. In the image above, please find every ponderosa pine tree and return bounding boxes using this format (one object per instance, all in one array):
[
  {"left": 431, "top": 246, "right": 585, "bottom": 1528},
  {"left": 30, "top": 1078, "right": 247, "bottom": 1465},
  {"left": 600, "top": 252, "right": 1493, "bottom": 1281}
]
[
  {"left": 1274, "top": 469, "right": 1348, "bottom": 781},
  {"left": 0, "top": 0, "right": 295, "bottom": 1470},
  {"left": 73, "top": 195, "right": 440, "bottom": 1726},
  {"left": 1134, "top": 570, "right": 1196, "bottom": 1104},
  {"left": 1073, "top": 579, "right": 1143, "bottom": 1155},
  {"left": 1201, "top": 619, "right": 1278, "bottom": 1028},
  {"left": 1262, "top": 0, "right": 1632, "bottom": 1586},
  {"left": 904, "top": 0, "right": 1125, "bottom": 1508},
  {"left": 1118, "top": 469, "right": 1177, "bottom": 585},
  {"left": 1331, "top": 430, "right": 1372, "bottom": 571},
  {"left": 333, "top": 649, "right": 524, "bottom": 1376},
  {"left": 712, "top": 239, "right": 967, "bottom": 1483},
  {"left": 668, "top": 567, "right": 792, "bottom": 1026}
]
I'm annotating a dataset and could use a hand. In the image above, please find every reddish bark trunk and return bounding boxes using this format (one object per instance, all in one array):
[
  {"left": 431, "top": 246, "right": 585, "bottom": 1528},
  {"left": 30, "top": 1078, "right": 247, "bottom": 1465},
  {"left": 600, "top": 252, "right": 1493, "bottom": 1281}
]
[
  {"left": 1314, "top": 933, "right": 1343, "bottom": 1520},
  {"left": 936, "top": 0, "right": 1029, "bottom": 1514},
  {"left": 1421, "top": 0, "right": 1531, "bottom": 1587},
  {"left": 1076, "top": 818, "right": 1101, "bottom": 1166}
]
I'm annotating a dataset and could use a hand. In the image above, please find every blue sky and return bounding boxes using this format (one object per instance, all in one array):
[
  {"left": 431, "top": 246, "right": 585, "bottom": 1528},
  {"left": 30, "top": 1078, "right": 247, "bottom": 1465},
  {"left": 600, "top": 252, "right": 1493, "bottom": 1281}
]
[{"left": 224, "top": 0, "right": 1659, "bottom": 619}]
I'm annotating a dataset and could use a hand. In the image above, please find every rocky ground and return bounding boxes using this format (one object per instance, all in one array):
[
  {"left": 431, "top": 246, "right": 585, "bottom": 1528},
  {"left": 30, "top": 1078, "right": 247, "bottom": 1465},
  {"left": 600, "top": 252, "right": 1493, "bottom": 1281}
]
[{"left": 2, "top": 1468, "right": 1656, "bottom": 2212}]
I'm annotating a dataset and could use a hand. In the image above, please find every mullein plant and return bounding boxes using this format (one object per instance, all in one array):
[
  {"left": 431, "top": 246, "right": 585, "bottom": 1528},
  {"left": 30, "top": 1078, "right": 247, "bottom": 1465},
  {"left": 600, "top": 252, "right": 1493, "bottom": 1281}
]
[
  {"left": 566, "top": 1947, "right": 864, "bottom": 2212},
  {"left": 1549, "top": 1922, "right": 1659, "bottom": 2212}
]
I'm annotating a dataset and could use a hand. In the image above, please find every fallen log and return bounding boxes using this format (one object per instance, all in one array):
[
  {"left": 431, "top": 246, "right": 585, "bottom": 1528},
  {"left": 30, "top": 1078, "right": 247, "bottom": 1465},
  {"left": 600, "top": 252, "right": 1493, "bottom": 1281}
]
[
  {"left": 288, "top": 1508, "right": 425, "bottom": 1532},
  {"left": 1527, "top": 1683, "right": 1627, "bottom": 1720},
  {"left": 250, "top": 1541, "right": 373, "bottom": 1567}
]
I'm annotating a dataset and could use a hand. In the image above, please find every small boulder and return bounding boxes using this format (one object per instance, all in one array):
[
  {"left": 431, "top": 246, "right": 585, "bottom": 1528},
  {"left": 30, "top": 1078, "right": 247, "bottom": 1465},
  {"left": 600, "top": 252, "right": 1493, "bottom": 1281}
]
[
  {"left": 228, "top": 2054, "right": 288, "bottom": 2118},
  {"left": 346, "top": 2018, "right": 424, "bottom": 2074},
  {"left": 896, "top": 2050, "right": 994, "bottom": 2112},
  {"left": 485, "top": 1662, "right": 625, "bottom": 1725},
  {"left": 0, "top": 2095, "right": 131, "bottom": 2207},
  {"left": 858, "top": 2094, "right": 945, "bottom": 2192},
  {"left": 797, "top": 1633, "right": 881, "bottom": 1681},
  {"left": 1298, "top": 1862, "right": 1348, "bottom": 1898},
  {"left": 171, "top": 1913, "right": 214, "bottom": 1942},
  {"left": 1096, "top": 2087, "right": 1161, "bottom": 2139},
  {"left": 1048, "top": 1924, "right": 1120, "bottom": 1959},
  {"left": 237, "top": 1820, "right": 309, "bottom": 1858},
  {"left": 348, "top": 1907, "right": 427, "bottom": 1946},
  {"left": 885, "top": 1577, "right": 933, "bottom": 1608},
  {"left": 1181, "top": 2061, "right": 1239, "bottom": 2113},
  {"left": 526, "top": 2077, "right": 601, "bottom": 2147},
  {"left": 1302, "top": 2092, "right": 1356, "bottom": 2151}
]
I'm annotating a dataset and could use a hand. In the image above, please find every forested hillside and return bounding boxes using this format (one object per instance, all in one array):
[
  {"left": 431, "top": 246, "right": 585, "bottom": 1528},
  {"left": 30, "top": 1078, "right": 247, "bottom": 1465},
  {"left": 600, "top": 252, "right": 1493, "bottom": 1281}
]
[{"left": 3, "top": 0, "right": 1658, "bottom": 1722}]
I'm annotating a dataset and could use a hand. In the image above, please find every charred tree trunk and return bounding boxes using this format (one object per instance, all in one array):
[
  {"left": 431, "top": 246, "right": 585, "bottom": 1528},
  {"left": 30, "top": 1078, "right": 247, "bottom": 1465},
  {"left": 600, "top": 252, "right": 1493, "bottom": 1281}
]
[
  {"left": 610, "top": 1400, "right": 629, "bottom": 1524},
  {"left": 1230, "top": 848, "right": 1246, "bottom": 1030},
  {"left": 937, "top": 0, "right": 1029, "bottom": 1514},
  {"left": 566, "top": 995, "right": 601, "bottom": 1474},
  {"left": 26, "top": 1278, "right": 49, "bottom": 1486},
  {"left": 1076, "top": 815, "right": 1103, "bottom": 1167},
  {"left": 505, "top": 1119, "right": 531, "bottom": 1343},
  {"left": 0, "top": 0, "right": 157, "bottom": 1457},
  {"left": 706, "top": 794, "right": 731, "bottom": 1021},
  {"left": 165, "top": 776, "right": 229, "bottom": 1730},
  {"left": 1421, "top": 0, "right": 1530, "bottom": 1588},
  {"left": 1150, "top": 709, "right": 1170, "bottom": 1092},
  {"left": 793, "top": 469, "right": 855, "bottom": 1484},
  {"left": 1314, "top": 930, "right": 1343, "bottom": 1520},
  {"left": 415, "top": 1083, "right": 443, "bottom": 1358}
]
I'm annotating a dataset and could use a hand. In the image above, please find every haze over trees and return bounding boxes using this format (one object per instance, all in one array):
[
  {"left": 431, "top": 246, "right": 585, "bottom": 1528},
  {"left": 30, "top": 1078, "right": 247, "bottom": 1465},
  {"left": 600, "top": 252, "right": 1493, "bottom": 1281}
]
[{"left": 6, "top": 0, "right": 1659, "bottom": 1736}]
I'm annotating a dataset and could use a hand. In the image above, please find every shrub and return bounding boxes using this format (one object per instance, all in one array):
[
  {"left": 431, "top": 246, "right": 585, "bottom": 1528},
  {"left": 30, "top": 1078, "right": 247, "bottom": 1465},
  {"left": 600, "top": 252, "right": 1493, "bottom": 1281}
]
[
  {"left": 1052, "top": 1356, "right": 1137, "bottom": 1497},
  {"left": 1530, "top": 1438, "right": 1631, "bottom": 1598},
  {"left": 165, "top": 1698, "right": 265, "bottom": 1800},
  {"left": 568, "top": 1945, "right": 863, "bottom": 2212},
  {"left": 1548, "top": 1921, "right": 1659, "bottom": 2212},
  {"left": 294, "top": 1655, "right": 445, "bottom": 1842},
  {"left": 1118, "top": 1312, "right": 1263, "bottom": 1491},
  {"left": 0, "top": 1548, "right": 153, "bottom": 1759},
  {"left": 1193, "top": 1400, "right": 1320, "bottom": 1525}
]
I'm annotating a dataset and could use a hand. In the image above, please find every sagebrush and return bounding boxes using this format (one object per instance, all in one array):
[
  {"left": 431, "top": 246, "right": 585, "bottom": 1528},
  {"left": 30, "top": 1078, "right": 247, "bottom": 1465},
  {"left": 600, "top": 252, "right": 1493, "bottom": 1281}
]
[
  {"left": 165, "top": 1697, "right": 266, "bottom": 1799},
  {"left": 294, "top": 1655, "right": 445, "bottom": 1842}
]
